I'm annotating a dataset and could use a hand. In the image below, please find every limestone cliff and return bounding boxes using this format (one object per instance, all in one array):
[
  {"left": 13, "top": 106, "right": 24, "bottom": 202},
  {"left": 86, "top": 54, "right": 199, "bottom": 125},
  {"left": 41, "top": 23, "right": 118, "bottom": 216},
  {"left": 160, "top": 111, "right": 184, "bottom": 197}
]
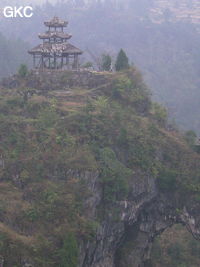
[{"left": 0, "top": 69, "right": 200, "bottom": 267}]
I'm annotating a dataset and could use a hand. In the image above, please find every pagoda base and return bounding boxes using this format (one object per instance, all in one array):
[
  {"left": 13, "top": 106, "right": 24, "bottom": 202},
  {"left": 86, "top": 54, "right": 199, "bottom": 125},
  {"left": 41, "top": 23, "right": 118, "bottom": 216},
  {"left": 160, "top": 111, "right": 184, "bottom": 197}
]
[{"left": 32, "top": 54, "right": 79, "bottom": 71}]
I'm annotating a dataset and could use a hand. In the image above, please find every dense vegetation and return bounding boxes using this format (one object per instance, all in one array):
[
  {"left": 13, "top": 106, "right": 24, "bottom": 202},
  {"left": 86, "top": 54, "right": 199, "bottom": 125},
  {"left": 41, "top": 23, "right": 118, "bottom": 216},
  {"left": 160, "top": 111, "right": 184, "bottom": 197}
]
[
  {"left": 0, "top": 68, "right": 200, "bottom": 266},
  {"left": 151, "top": 225, "right": 200, "bottom": 267}
]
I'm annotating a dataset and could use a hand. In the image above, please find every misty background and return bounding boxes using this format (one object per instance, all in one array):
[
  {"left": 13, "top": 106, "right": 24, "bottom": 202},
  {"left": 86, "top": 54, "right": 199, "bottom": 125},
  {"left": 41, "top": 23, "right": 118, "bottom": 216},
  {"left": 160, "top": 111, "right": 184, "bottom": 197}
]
[{"left": 0, "top": 0, "right": 200, "bottom": 132}]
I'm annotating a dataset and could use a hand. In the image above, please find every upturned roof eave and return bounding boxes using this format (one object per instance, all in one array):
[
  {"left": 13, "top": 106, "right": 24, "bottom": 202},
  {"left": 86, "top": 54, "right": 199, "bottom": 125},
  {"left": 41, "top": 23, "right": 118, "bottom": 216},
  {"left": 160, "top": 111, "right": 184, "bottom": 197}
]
[
  {"left": 44, "top": 16, "right": 68, "bottom": 27},
  {"left": 44, "top": 22, "right": 68, "bottom": 27},
  {"left": 28, "top": 47, "right": 83, "bottom": 55},
  {"left": 28, "top": 51, "right": 83, "bottom": 55},
  {"left": 38, "top": 33, "right": 72, "bottom": 40}
]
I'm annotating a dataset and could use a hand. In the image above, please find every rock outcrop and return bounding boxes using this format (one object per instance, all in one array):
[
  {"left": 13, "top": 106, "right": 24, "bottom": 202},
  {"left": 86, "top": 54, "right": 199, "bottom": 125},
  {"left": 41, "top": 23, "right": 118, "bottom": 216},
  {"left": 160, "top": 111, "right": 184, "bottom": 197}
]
[{"left": 78, "top": 171, "right": 200, "bottom": 267}]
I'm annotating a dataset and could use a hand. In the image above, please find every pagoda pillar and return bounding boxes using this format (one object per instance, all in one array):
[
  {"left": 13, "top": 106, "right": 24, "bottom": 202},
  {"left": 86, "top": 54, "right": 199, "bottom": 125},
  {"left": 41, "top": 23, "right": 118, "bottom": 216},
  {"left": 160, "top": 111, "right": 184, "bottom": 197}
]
[
  {"left": 74, "top": 54, "right": 78, "bottom": 70},
  {"left": 33, "top": 54, "right": 36, "bottom": 68},
  {"left": 61, "top": 55, "right": 63, "bottom": 68},
  {"left": 54, "top": 53, "right": 56, "bottom": 69},
  {"left": 41, "top": 55, "right": 44, "bottom": 69},
  {"left": 66, "top": 55, "right": 69, "bottom": 69},
  {"left": 48, "top": 55, "right": 51, "bottom": 69}
]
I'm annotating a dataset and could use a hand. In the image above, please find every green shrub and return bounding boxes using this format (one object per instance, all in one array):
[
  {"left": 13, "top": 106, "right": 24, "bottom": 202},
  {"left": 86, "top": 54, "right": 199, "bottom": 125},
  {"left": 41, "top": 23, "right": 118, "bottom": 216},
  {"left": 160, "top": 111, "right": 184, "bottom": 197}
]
[
  {"left": 167, "top": 242, "right": 183, "bottom": 262},
  {"left": 82, "top": 62, "right": 93, "bottom": 69},
  {"left": 37, "top": 106, "right": 59, "bottom": 129},
  {"left": 189, "top": 239, "right": 200, "bottom": 256},
  {"left": 152, "top": 103, "right": 167, "bottom": 125},
  {"left": 94, "top": 96, "right": 109, "bottom": 113},
  {"left": 18, "top": 64, "right": 28, "bottom": 77},
  {"left": 101, "top": 54, "right": 112, "bottom": 71},
  {"left": 115, "top": 49, "right": 130, "bottom": 71},
  {"left": 184, "top": 130, "right": 197, "bottom": 148},
  {"left": 25, "top": 208, "right": 39, "bottom": 222},
  {"left": 59, "top": 232, "right": 78, "bottom": 267},
  {"left": 100, "top": 147, "right": 131, "bottom": 202},
  {"left": 20, "top": 169, "right": 30, "bottom": 184},
  {"left": 117, "top": 128, "right": 128, "bottom": 146},
  {"left": 6, "top": 97, "right": 24, "bottom": 108},
  {"left": 157, "top": 168, "right": 178, "bottom": 192}
]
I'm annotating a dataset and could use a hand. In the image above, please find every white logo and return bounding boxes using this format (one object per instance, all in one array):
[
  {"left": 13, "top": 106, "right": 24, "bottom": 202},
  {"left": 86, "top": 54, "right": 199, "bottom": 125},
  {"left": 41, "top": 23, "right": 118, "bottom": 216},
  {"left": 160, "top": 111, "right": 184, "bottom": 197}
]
[{"left": 3, "top": 6, "right": 33, "bottom": 18}]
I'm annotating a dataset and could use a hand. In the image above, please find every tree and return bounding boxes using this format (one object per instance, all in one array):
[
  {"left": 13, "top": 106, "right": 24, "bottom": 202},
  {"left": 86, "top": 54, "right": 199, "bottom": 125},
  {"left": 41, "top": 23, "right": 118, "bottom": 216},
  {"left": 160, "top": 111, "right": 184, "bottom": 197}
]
[
  {"left": 59, "top": 232, "right": 78, "bottom": 267},
  {"left": 82, "top": 61, "right": 93, "bottom": 69},
  {"left": 18, "top": 64, "right": 28, "bottom": 77},
  {"left": 101, "top": 54, "right": 112, "bottom": 71},
  {"left": 17, "top": 87, "right": 36, "bottom": 104},
  {"left": 163, "top": 8, "right": 173, "bottom": 22},
  {"left": 184, "top": 130, "right": 197, "bottom": 148},
  {"left": 115, "top": 49, "right": 129, "bottom": 71}
]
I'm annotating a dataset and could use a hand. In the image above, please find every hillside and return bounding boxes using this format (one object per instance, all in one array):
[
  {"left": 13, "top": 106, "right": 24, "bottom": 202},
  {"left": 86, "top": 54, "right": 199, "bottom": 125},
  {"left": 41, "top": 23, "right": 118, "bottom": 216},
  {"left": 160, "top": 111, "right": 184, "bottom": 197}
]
[
  {"left": 150, "top": 0, "right": 200, "bottom": 24},
  {"left": 0, "top": 69, "right": 200, "bottom": 266}
]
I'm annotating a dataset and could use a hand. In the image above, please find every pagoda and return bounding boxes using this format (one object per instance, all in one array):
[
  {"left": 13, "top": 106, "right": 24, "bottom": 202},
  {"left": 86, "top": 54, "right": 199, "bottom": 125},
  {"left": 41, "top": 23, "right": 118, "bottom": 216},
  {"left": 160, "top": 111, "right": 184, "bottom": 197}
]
[{"left": 29, "top": 16, "right": 83, "bottom": 70}]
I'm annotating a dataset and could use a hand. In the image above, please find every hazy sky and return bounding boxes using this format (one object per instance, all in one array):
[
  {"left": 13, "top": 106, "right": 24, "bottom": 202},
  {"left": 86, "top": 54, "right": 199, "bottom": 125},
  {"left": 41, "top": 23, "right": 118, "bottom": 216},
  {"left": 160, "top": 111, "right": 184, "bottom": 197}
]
[
  {"left": 0, "top": 0, "right": 107, "bottom": 8},
  {"left": 0, "top": 0, "right": 111, "bottom": 6},
  {"left": 0, "top": 0, "right": 100, "bottom": 5},
  {"left": 0, "top": 0, "right": 59, "bottom": 5}
]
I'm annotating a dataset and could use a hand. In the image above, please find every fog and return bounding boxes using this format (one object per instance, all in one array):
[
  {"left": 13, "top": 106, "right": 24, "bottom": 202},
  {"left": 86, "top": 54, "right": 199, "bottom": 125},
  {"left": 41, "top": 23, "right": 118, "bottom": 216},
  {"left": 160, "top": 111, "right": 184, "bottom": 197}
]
[{"left": 0, "top": 0, "right": 200, "bottom": 132}]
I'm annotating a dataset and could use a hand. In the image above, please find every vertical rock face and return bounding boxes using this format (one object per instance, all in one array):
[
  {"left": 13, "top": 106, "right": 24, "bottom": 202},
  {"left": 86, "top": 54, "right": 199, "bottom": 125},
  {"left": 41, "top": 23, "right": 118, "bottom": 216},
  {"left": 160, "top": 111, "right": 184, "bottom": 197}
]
[{"left": 79, "top": 170, "right": 200, "bottom": 267}]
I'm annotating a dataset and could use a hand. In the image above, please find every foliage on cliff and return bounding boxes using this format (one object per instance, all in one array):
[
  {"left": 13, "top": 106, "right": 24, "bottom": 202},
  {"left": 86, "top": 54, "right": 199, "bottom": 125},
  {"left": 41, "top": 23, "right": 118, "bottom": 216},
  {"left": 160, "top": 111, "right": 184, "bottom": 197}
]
[
  {"left": 0, "top": 69, "right": 200, "bottom": 266},
  {"left": 151, "top": 225, "right": 200, "bottom": 267}
]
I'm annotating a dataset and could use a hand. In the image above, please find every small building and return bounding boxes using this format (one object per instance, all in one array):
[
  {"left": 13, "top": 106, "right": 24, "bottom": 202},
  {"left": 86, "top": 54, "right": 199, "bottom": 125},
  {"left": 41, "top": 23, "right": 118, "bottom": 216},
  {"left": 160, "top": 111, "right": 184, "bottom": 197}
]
[{"left": 28, "top": 16, "right": 83, "bottom": 70}]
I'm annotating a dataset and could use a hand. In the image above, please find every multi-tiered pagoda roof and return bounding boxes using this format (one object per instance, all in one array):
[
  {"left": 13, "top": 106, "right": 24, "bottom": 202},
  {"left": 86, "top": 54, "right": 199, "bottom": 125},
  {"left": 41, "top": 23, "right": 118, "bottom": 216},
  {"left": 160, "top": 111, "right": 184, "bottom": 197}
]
[
  {"left": 29, "top": 16, "right": 83, "bottom": 70},
  {"left": 30, "top": 43, "right": 82, "bottom": 55},
  {"left": 44, "top": 16, "right": 68, "bottom": 28},
  {"left": 38, "top": 32, "right": 72, "bottom": 41}
]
